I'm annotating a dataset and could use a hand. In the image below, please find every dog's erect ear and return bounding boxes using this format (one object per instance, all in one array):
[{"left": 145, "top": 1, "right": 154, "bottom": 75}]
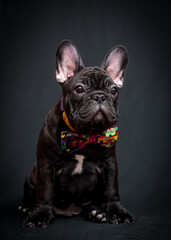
[
  {"left": 101, "top": 46, "right": 128, "bottom": 88},
  {"left": 56, "top": 40, "right": 84, "bottom": 83}
]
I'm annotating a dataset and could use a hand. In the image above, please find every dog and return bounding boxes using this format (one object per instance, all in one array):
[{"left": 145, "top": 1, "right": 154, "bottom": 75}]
[{"left": 18, "top": 40, "right": 135, "bottom": 228}]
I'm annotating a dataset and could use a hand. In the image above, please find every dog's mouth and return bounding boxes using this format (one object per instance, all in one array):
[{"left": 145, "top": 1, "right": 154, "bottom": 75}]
[
  {"left": 93, "top": 111, "right": 105, "bottom": 121},
  {"left": 69, "top": 101, "right": 117, "bottom": 134},
  {"left": 90, "top": 110, "right": 105, "bottom": 126},
  {"left": 77, "top": 109, "right": 112, "bottom": 134}
]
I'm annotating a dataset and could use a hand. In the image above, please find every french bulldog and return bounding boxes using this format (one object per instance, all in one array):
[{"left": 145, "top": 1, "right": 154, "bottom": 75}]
[{"left": 19, "top": 40, "right": 134, "bottom": 228}]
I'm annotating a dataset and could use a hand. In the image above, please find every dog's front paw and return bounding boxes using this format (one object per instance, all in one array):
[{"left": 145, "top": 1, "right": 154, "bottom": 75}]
[
  {"left": 22, "top": 206, "right": 53, "bottom": 228},
  {"left": 106, "top": 202, "right": 135, "bottom": 224}
]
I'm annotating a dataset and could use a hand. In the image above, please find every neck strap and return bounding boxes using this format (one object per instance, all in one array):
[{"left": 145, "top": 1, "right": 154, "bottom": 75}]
[{"left": 60, "top": 97, "right": 75, "bottom": 132}]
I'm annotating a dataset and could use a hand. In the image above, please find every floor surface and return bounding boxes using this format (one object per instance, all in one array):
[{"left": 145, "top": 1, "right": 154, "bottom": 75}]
[{"left": 0, "top": 201, "right": 171, "bottom": 240}]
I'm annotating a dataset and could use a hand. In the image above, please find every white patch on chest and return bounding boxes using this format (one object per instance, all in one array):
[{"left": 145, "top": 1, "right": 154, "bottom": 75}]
[{"left": 72, "top": 154, "right": 84, "bottom": 175}]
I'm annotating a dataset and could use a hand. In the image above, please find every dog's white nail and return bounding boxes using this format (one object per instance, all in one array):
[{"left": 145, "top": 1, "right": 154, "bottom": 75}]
[
  {"left": 91, "top": 210, "right": 97, "bottom": 216},
  {"left": 97, "top": 214, "right": 103, "bottom": 220},
  {"left": 18, "top": 205, "right": 22, "bottom": 211},
  {"left": 22, "top": 208, "right": 28, "bottom": 213},
  {"left": 101, "top": 217, "right": 107, "bottom": 222}
]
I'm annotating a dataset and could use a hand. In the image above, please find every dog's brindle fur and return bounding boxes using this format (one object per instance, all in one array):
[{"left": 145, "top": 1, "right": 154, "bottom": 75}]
[{"left": 19, "top": 40, "right": 134, "bottom": 228}]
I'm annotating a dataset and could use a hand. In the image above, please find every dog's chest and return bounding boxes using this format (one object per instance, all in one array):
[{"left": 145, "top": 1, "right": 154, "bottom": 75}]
[{"left": 55, "top": 152, "right": 104, "bottom": 196}]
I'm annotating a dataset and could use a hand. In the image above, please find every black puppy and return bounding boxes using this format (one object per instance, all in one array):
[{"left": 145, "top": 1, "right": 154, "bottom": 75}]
[{"left": 19, "top": 40, "right": 134, "bottom": 228}]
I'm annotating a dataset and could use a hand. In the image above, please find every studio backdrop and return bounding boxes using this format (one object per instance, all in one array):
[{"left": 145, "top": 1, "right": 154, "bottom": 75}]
[{"left": 1, "top": 0, "right": 171, "bottom": 211}]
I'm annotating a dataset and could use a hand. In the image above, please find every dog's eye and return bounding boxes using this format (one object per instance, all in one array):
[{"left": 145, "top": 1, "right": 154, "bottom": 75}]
[
  {"left": 111, "top": 87, "right": 118, "bottom": 95},
  {"left": 74, "top": 85, "right": 84, "bottom": 94}
]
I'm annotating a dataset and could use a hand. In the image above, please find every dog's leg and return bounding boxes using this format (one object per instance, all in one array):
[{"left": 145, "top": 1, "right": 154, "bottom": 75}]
[
  {"left": 21, "top": 159, "right": 54, "bottom": 228},
  {"left": 87, "top": 147, "right": 134, "bottom": 224},
  {"left": 103, "top": 147, "right": 135, "bottom": 224},
  {"left": 18, "top": 172, "right": 36, "bottom": 215}
]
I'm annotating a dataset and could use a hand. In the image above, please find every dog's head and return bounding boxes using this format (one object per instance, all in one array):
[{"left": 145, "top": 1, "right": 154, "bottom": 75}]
[{"left": 56, "top": 40, "right": 128, "bottom": 134}]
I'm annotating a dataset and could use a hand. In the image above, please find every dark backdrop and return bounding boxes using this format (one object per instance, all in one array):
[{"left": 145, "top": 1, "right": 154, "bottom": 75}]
[{"left": 1, "top": 0, "right": 171, "bottom": 239}]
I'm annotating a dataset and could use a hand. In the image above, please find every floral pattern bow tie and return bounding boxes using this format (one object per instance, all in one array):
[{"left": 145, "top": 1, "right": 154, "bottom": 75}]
[
  {"left": 60, "top": 97, "right": 118, "bottom": 153},
  {"left": 61, "top": 128, "right": 118, "bottom": 153}
]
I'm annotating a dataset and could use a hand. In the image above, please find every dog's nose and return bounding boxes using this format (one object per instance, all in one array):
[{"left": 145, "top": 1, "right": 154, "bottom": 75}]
[{"left": 92, "top": 93, "right": 106, "bottom": 103}]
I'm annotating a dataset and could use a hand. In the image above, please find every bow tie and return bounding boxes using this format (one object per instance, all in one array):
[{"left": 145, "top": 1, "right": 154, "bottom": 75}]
[
  {"left": 61, "top": 128, "right": 118, "bottom": 153},
  {"left": 60, "top": 97, "right": 118, "bottom": 153}
]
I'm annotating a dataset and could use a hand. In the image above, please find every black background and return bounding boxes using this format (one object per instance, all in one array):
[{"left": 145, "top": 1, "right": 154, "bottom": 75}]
[{"left": 1, "top": 0, "right": 171, "bottom": 239}]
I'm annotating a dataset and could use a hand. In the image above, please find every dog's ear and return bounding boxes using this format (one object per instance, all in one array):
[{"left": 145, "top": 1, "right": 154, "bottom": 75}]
[
  {"left": 101, "top": 46, "right": 128, "bottom": 88},
  {"left": 56, "top": 40, "right": 84, "bottom": 83}
]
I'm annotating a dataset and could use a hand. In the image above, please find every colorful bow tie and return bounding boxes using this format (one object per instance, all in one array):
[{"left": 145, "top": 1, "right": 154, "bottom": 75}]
[
  {"left": 60, "top": 97, "right": 118, "bottom": 153},
  {"left": 61, "top": 128, "right": 118, "bottom": 153}
]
